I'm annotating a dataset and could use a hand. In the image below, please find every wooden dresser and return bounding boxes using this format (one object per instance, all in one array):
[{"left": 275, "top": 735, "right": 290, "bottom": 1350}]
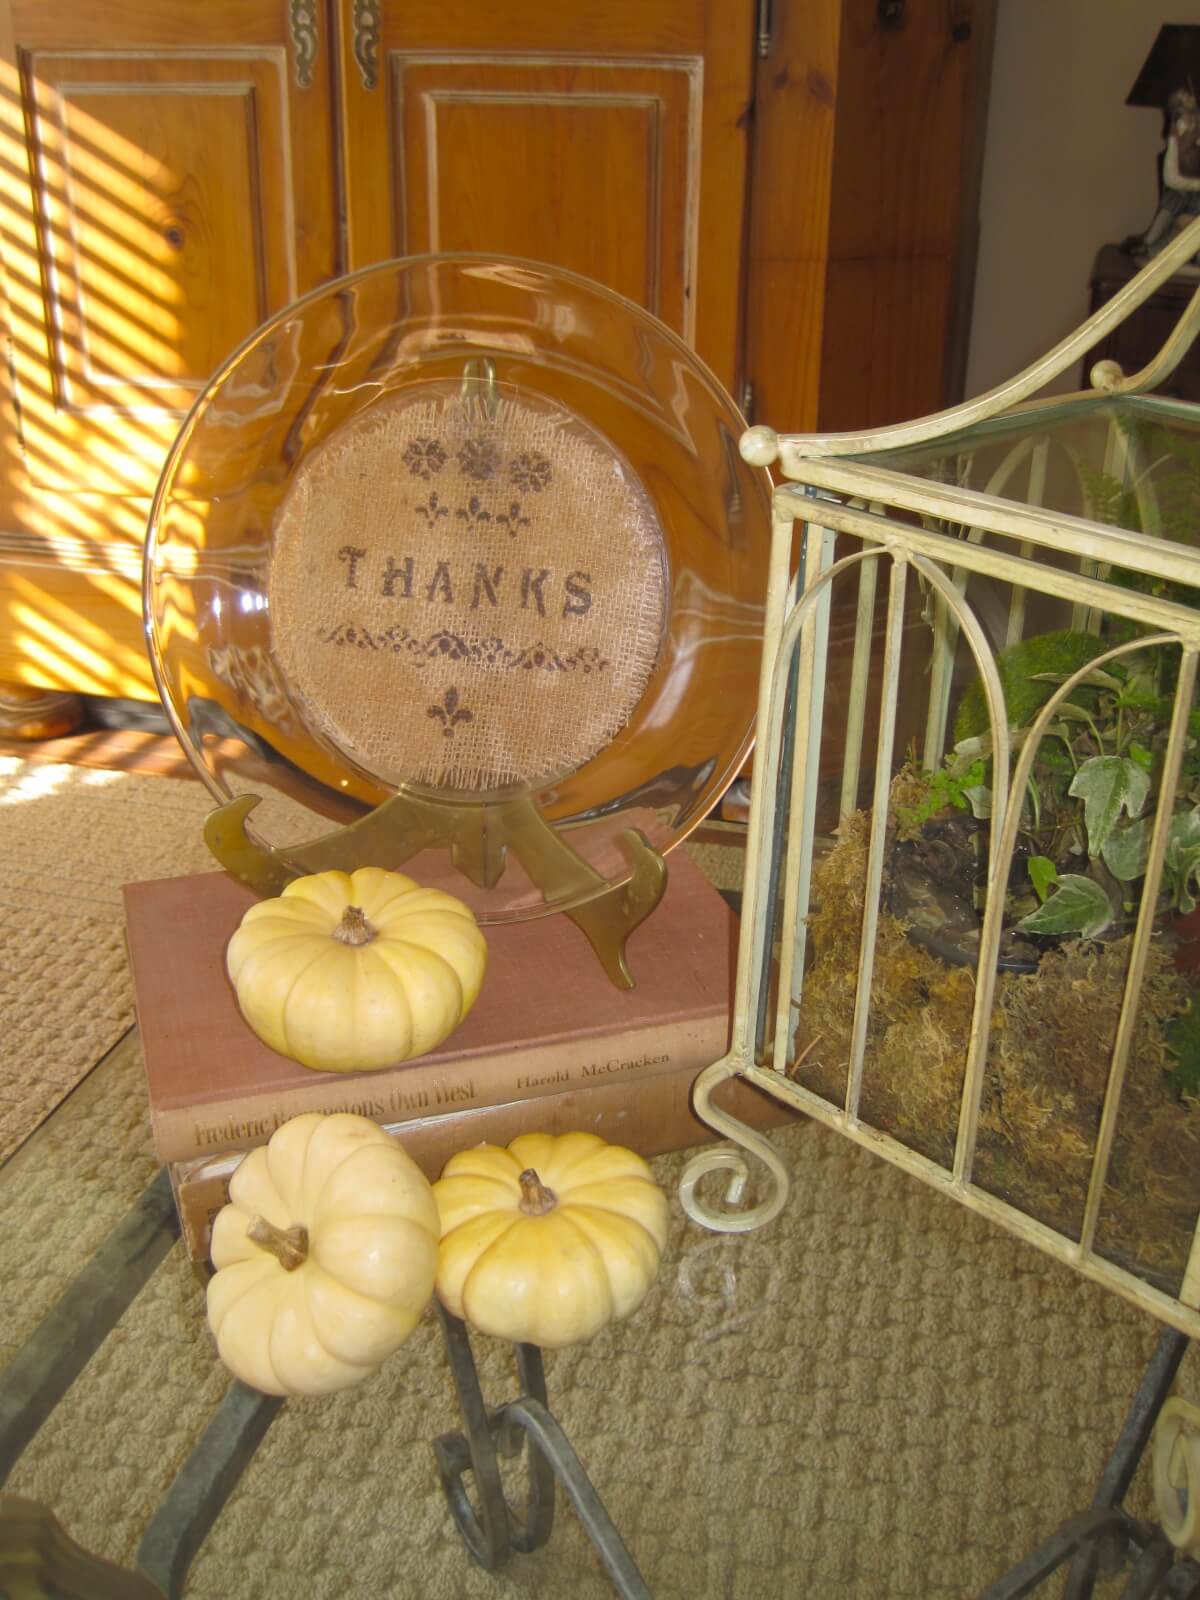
[{"left": 0, "top": 0, "right": 993, "bottom": 704}]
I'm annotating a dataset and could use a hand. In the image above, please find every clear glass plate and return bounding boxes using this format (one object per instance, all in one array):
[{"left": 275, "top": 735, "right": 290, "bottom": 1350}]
[{"left": 144, "top": 255, "right": 770, "bottom": 921}]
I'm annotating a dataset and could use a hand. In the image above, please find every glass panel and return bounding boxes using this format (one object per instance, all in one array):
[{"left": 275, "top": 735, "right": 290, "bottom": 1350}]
[
  {"left": 786, "top": 542, "right": 968, "bottom": 1156},
  {"left": 782, "top": 479, "right": 1200, "bottom": 1270},
  {"left": 850, "top": 394, "right": 1200, "bottom": 554},
  {"left": 1091, "top": 747, "right": 1200, "bottom": 1296}
]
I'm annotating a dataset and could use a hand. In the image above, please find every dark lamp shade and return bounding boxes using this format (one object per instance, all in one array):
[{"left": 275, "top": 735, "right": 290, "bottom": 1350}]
[{"left": 1126, "top": 24, "right": 1200, "bottom": 109}]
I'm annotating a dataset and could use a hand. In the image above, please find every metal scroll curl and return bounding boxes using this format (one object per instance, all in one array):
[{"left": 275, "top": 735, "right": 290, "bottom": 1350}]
[{"left": 678, "top": 1060, "right": 791, "bottom": 1234}]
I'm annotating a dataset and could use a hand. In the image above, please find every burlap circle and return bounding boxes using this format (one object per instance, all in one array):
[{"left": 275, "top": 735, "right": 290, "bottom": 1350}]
[{"left": 269, "top": 384, "right": 667, "bottom": 792}]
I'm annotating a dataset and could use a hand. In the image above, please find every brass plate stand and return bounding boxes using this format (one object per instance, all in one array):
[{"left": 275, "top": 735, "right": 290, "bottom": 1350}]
[{"left": 204, "top": 789, "right": 667, "bottom": 989}]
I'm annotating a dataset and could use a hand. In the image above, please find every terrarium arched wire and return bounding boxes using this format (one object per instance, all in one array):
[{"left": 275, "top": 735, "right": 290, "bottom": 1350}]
[{"left": 682, "top": 213, "right": 1200, "bottom": 1344}]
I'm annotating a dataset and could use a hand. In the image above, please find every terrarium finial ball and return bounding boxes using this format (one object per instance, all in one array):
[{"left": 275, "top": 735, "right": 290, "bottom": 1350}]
[
  {"left": 740, "top": 424, "right": 780, "bottom": 468},
  {"left": 1089, "top": 358, "right": 1125, "bottom": 393}
]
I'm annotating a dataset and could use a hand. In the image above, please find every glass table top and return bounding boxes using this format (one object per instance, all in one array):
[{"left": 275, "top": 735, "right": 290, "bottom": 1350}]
[{"left": 4, "top": 1016, "right": 1194, "bottom": 1597}]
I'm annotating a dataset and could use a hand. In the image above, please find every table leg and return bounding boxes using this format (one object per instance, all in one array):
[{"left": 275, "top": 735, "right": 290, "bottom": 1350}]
[
  {"left": 0, "top": 1169, "right": 178, "bottom": 1487},
  {"left": 980, "top": 1327, "right": 1196, "bottom": 1599},
  {"left": 134, "top": 1381, "right": 284, "bottom": 1598},
  {"left": 434, "top": 1304, "right": 652, "bottom": 1598}
]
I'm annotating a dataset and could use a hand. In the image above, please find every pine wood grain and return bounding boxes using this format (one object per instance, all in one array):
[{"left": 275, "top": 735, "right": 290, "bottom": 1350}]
[
  {"left": 0, "top": 0, "right": 994, "bottom": 713},
  {"left": 336, "top": 0, "right": 755, "bottom": 391}
]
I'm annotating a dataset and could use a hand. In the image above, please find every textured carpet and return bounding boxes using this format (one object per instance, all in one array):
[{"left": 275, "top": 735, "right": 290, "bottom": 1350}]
[
  {"left": 0, "top": 756, "right": 215, "bottom": 1161},
  {"left": 1, "top": 755, "right": 1198, "bottom": 1598}
]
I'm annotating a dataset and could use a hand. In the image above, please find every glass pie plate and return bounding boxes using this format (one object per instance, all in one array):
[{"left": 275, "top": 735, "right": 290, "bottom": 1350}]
[{"left": 144, "top": 255, "right": 770, "bottom": 923}]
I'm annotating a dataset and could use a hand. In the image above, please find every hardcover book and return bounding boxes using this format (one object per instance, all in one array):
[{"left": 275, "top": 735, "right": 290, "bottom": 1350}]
[
  {"left": 125, "top": 849, "right": 740, "bottom": 1166},
  {"left": 170, "top": 1063, "right": 795, "bottom": 1262}
]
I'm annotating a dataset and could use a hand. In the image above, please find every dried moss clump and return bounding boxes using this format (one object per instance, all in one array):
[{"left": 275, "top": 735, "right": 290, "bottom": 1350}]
[
  {"left": 796, "top": 805, "right": 1200, "bottom": 1287},
  {"left": 798, "top": 809, "right": 976, "bottom": 1167}
]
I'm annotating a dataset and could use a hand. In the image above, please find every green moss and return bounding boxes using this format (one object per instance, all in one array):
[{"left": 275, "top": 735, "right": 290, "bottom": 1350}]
[
  {"left": 953, "top": 629, "right": 1111, "bottom": 743},
  {"left": 892, "top": 756, "right": 987, "bottom": 839}
]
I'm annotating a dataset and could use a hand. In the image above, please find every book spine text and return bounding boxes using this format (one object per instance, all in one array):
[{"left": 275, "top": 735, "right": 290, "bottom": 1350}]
[{"left": 153, "top": 1011, "right": 729, "bottom": 1164}]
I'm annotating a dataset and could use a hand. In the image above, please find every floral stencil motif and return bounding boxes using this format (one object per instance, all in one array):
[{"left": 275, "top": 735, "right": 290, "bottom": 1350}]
[
  {"left": 402, "top": 437, "right": 447, "bottom": 479},
  {"left": 457, "top": 437, "right": 501, "bottom": 480},
  {"left": 318, "top": 623, "right": 610, "bottom": 675},
  {"left": 429, "top": 630, "right": 471, "bottom": 659},
  {"left": 427, "top": 686, "right": 473, "bottom": 738},
  {"left": 510, "top": 451, "right": 552, "bottom": 493},
  {"left": 495, "top": 501, "right": 531, "bottom": 536},
  {"left": 414, "top": 491, "right": 449, "bottom": 525}
]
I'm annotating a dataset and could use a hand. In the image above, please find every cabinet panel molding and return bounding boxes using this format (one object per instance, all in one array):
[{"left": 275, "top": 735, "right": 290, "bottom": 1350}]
[
  {"left": 5, "top": 49, "right": 302, "bottom": 494},
  {"left": 393, "top": 56, "right": 700, "bottom": 341}
]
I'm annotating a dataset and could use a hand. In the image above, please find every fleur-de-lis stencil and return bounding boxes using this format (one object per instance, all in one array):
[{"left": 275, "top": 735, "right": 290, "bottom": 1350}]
[
  {"left": 414, "top": 491, "right": 450, "bottom": 525},
  {"left": 495, "top": 501, "right": 531, "bottom": 536},
  {"left": 455, "top": 495, "right": 492, "bottom": 527},
  {"left": 427, "top": 686, "right": 474, "bottom": 738}
]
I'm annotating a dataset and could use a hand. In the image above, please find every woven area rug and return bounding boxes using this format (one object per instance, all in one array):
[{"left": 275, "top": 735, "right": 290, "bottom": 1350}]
[
  {"left": 0, "top": 755, "right": 214, "bottom": 1161},
  {"left": 1, "top": 755, "right": 1198, "bottom": 1598}
]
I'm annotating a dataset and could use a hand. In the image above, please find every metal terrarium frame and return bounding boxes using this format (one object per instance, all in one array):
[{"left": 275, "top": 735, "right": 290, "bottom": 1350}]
[{"left": 681, "top": 212, "right": 1200, "bottom": 1345}]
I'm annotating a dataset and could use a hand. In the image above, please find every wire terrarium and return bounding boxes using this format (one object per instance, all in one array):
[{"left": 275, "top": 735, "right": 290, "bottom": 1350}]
[{"left": 682, "top": 215, "right": 1200, "bottom": 1340}]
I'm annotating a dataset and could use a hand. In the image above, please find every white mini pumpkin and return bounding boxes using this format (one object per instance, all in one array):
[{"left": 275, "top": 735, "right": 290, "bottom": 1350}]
[
  {"left": 206, "top": 1112, "right": 439, "bottom": 1396},
  {"left": 433, "top": 1131, "right": 671, "bottom": 1349},
  {"left": 226, "top": 865, "right": 487, "bottom": 1072}
]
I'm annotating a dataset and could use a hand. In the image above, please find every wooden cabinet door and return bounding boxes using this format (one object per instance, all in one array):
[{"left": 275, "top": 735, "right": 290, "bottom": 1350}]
[
  {"left": 334, "top": 0, "right": 755, "bottom": 392},
  {"left": 0, "top": 0, "right": 339, "bottom": 694},
  {"left": 0, "top": 1, "right": 338, "bottom": 501}
]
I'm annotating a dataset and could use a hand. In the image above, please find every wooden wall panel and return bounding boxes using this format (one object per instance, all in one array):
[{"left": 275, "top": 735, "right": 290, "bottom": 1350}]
[
  {"left": 0, "top": 0, "right": 339, "bottom": 698},
  {"left": 818, "top": 0, "right": 996, "bottom": 430},
  {"left": 742, "top": 0, "right": 994, "bottom": 434},
  {"left": 741, "top": 0, "right": 842, "bottom": 432},
  {"left": 0, "top": 0, "right": 995, "bottom": 712}
]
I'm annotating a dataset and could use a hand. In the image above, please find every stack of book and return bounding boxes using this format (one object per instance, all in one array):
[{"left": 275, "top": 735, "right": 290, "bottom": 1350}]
[{"left": 124, "top": 850, "right": 793, "bottom": 1260}]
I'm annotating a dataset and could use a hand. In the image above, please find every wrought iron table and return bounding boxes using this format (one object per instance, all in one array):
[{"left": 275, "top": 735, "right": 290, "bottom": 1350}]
[{"left": 0, "top": 1029, "right": 651, "bottom": 1599}]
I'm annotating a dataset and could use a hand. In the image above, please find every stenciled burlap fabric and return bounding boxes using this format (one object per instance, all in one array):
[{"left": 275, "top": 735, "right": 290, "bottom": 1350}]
[
  {"left": 270, "top": 386, "right": 667, "bottom": 792},
  {"left": 2, "top": 755, "right": 1199, "bottom": 1598}
]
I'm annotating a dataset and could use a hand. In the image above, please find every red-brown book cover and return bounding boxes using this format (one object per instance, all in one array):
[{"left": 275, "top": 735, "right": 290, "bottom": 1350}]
[
  {"left": 169, "top": 1064, "right": 797, "bottom": 1262},
  {"left": 125, "top": 849, "right": 739, "bottom": 1164}
]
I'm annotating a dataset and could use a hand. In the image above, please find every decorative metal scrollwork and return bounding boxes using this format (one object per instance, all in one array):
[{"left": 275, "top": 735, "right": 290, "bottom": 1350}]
[
  {"left": 679, "top": 1061, "right": 791, "bottom": 1234},
  {"left": 289, "top": 0, "right": 319, "bottom": 89},
  {"left": 353, "top": 0, "right": 382, "bottom": 91}
]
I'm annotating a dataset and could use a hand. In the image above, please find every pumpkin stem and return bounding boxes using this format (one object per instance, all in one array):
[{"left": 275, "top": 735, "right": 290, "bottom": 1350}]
[
  {"left": 517, "top": 1168, "right": 557, "bottom": 1216},
  {"left": 333, "top": 905, "right": 376, "bottom": 946},
  {"left": 247, "top": 1215, "right": 309, "bottom": 1270}
]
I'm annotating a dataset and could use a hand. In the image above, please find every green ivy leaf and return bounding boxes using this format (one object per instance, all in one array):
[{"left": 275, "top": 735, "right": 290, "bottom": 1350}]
[
  {"left": 1167, "top": 814, "right": 1200, "bottom": 914},
  {"left": 1027, "top": 855, "right": 1058, "bottom": 903},
  {"left": 1127, "top": 742, "right": 1154, "bottom": 772},
  {"left": 1165, "top": 997, "right": 1200, "bottom": 1101},
  {"left": 1069, "top": 755, "right": 1151, "bottom": 858},
  {"left": 1029, "top": 668, "right": 1124, "bottom": 691},
  {"left": 964, "top": 784, "right": 992, "bottom": 820},
  {"left": 1101, "top": 817, "right": 1151, "bottom": 883},
  {"left": 1016, "top": 873, "right": 1115, "bottom": 939},
  {"left": 1168, "top": 810, "right": 1200, "bottom": 859}
]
